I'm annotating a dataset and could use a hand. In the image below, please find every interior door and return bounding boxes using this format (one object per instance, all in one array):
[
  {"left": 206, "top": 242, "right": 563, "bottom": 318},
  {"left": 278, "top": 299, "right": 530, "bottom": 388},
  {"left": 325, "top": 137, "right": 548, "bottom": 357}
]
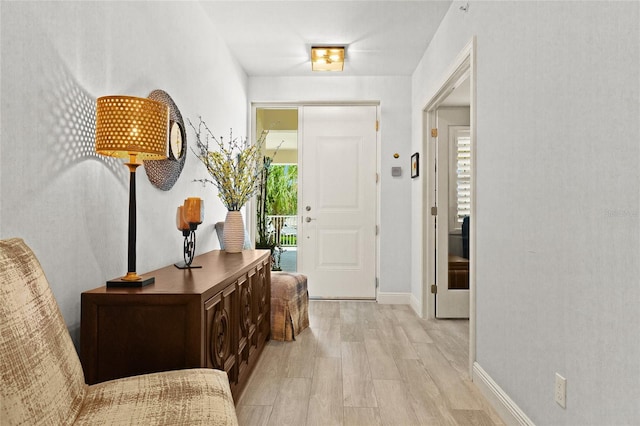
[
  {"left": 435, "top": 110, "right": 470, "bottom": 318},
  {"left": 300, "top": 105, "right": 377, "bottom": 299}
]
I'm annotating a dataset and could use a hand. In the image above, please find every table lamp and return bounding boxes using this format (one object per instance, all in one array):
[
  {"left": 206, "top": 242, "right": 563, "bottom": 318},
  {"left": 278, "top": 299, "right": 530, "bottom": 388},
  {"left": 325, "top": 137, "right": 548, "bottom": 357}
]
[
  {"left": 95, "top": 95, "right": 169, "bottom": 287},
  {"left": 175, "top": 197, "right": 204, "bottom": 269}
]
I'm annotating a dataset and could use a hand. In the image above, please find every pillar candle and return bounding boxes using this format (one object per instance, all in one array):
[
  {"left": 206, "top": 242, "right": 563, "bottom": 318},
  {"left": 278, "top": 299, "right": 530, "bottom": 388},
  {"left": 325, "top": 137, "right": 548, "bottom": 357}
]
[
  {"left": 176, "top": 206, "right": 189, "bottom": 231},
  {"left": 184, "top": 197, "right": 203, "bottom": 225}
]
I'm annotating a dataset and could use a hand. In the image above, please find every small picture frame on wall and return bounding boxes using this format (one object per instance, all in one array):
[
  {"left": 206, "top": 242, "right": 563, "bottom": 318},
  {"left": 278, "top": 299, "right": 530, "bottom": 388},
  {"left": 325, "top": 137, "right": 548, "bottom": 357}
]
[{"left": 411, "top": 152, "right": 419, "bottom": 178}]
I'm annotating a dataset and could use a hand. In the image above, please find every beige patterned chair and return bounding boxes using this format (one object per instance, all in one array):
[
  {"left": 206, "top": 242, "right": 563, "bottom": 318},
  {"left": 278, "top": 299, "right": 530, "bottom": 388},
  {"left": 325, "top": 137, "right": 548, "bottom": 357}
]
[{"left": 0, "top": 238, "right": 238, "bottom": 425}]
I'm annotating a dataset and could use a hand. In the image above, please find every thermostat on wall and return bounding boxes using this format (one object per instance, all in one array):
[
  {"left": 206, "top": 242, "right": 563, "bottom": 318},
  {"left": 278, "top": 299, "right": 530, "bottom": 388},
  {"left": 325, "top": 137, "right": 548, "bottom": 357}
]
[{"left": 391, "top": 167, "right": 402, "bottom": 177}]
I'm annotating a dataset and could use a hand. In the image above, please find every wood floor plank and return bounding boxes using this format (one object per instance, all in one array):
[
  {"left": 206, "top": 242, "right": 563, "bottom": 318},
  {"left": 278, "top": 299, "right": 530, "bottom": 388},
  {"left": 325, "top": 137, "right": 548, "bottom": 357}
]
[
  {"left": 343, "top": 407, "right": 382, "bottom": 426},
  {"left": 414, "top": 343, "right": 485, "bottom": 410},
  {"left": 413, "top": 343, "right": 464, "bottom": 384},
  {"left": 342, "top": 341, "right": 377, "bottom": 407},
  {"left": 342, "top": 342, "right": 371, "bottom": 378},
  {"left": 341, "top": 323, "right": 365, "bottom": 342},
  {"left": 451, "top": 409, "right": 497, "bottom": 426},
  {"left": 384, "top": 325, "right": 420, "bottom": 359},
  {"left": 395, "top": 358, "right": 457, "bottom": 425},
  {"left": 238, "top": 301, "right": 503, "bottom": 426},
  {"left": 352, "top": 302, "right": 382, "bottom": 328},
  {"left": 376, "top": 305, "right": 400, "bottom": 324},
  {"left": 316, "top": 323, "right": 342, "bottom": 358},
  {"left": 426, "top": 324, "right": 468, "bottom": 376},
  {"left": 372, "top": 379, "right": 420, "bottom": 426},
  {"left": 310, "top": 300, "right": 340, "bottom": 318},
  {"left": 363, "top": 328, "right": 381, "bottom": 341},
  {"left": 313, "top": 356, "right": 342, "bottom": 379},
  {"left": 307, "top": 358, "right": 344, "bottom": 426},
  {"left": 343, "top": 375, "right": 378, "bottom": 408},
  {"left": 238, "top": 374, "right": 283, "bottom": 406},
  {"left": 377, "top": 322, "right": 410, "bottom": 349},
  {"left": 306, "top": 379, "right": 343, "bottom": 425},
  {"left": 250, "top": 342, "right": 287, "bottom": 378},
  {"left": 267, "top": 377, "right": 311, "bottom": 426},
  {"left": 401, "top": 318, "right": 435, "bottom": 343},
  {"left": 284, "top": 328, "right": 318, "bottom": 378},
  {"left": 285, "top": 353, "right": 315, "bottom": 378},
  {"left": 390, "top": 306, "right": 417, "bottom": 322},
  {"left": 236, "top": 405, "right": 272, "bottom": 426},
  {"left": 323, "top": 300, "right": 341, "bottom": 314},
  {"left": 309, "top": 315, "right": 341, "bottom": 330},
  {"left": 340, "top": 307, "right": 358, "bottom": 324},
  {"left": 365, "top": 339, "right": 401, "bottom": 380}
]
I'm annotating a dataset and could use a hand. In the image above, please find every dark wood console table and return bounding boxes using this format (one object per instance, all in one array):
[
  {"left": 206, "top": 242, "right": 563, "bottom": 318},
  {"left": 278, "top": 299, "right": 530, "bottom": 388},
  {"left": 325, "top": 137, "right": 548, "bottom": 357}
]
[{"left": 81, "top": 250, "right": 271, "bottom": 401}]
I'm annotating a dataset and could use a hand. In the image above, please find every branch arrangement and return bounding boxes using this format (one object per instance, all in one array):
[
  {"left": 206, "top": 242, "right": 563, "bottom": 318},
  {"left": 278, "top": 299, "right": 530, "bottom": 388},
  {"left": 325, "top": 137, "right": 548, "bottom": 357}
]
[{"left": 189, "top": 117, "right": 269, "bottom": 211}]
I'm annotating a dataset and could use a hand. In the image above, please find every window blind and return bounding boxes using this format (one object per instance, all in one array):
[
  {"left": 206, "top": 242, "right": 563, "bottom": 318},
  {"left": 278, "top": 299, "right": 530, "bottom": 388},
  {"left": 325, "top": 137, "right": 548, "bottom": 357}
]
[{"left": 455, "top": 135, "right": 471, "bottom": 225}]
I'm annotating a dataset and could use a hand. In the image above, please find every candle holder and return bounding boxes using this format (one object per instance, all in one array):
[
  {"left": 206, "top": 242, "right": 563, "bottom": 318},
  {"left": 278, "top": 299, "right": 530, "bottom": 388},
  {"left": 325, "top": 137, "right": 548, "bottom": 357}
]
[{"left": 175, "top": 198, "right": 204, "bottom": 269}]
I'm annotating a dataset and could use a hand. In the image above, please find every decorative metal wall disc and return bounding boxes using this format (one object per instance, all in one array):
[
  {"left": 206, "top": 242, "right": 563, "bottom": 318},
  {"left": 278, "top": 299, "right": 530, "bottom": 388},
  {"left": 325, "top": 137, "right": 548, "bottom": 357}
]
[{"left": 143, "top": 89, "right": 187, "bottom": 191}]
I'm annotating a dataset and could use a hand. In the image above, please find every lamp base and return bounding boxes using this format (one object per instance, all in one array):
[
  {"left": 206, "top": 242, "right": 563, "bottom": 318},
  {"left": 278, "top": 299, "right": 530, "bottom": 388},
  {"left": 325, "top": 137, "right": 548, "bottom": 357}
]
[
  {"left": 174, "top": 262, "right": 202, "bottom": 270},
  {"left": 106, "top": 275, "right": 155, "bottom": 288}
]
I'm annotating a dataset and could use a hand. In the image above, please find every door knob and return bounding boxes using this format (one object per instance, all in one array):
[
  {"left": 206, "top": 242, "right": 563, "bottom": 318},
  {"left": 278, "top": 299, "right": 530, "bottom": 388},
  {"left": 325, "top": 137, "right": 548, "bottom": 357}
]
[
  {"left": 305, "top": 217, "right": 316, "bottom": 223},
  {"left": 305, "top": 206, "right": 311, "bottom": 211}
]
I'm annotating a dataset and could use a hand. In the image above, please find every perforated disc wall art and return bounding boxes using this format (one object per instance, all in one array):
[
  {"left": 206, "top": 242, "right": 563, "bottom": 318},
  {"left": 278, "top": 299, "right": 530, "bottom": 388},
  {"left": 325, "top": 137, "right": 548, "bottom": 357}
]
[{"left": 143, "top": 90, "right": 187, "bottom": 191}]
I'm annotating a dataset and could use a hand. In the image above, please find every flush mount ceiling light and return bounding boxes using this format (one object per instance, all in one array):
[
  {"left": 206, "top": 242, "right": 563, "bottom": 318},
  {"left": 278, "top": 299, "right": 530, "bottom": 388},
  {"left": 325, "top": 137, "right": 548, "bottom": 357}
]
[{"left": 311, "top": 46, "right": 345, "bottom": 72}]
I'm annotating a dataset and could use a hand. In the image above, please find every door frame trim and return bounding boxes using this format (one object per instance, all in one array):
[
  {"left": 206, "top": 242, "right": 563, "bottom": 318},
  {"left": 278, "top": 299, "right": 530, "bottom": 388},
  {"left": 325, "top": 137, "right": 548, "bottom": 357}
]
[
  {"left": 250, "top": 101, "right": 381, "bottom": 300},
  {"left": 421, "top": 37, "right": 477, "bottom": 376}
]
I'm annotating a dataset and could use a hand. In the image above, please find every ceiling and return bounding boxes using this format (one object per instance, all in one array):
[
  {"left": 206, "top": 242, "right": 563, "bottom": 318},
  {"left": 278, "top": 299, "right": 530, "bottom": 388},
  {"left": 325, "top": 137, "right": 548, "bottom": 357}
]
[{"left": 200, "top": 1, "right": 453, "bottom": 77}]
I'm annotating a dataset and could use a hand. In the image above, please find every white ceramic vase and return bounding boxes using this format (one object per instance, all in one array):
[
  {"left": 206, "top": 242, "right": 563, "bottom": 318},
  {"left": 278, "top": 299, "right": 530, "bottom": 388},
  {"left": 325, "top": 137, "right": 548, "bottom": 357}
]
[{"left": 223, "top": 210, "right": 244, "bottom": 253}]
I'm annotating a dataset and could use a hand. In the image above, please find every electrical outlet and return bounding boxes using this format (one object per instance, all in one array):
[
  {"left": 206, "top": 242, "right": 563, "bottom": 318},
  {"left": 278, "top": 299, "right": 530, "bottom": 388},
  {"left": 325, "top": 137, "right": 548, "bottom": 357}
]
[{"left": 555, "top": 373, "right": 567, "bottom": 408}]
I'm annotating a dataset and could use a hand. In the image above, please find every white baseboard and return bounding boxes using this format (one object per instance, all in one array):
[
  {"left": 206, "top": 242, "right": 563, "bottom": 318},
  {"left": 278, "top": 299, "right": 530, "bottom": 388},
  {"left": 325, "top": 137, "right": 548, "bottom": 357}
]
[
  {"left": 409, "top": 293, "right": 422, "bottom": 316},
  {"left": 376, "top": 291, "right": 411, "bottom": 304},
  {"left": 472, "top": 362, "right": 535, "bottom": 426}
]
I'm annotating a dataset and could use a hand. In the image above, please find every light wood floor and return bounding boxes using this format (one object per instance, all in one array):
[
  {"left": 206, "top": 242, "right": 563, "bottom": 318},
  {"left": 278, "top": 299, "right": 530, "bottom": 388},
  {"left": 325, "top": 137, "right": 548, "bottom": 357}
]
[{"left": 236, "top": 301, "right": 504, "bottom": 426}]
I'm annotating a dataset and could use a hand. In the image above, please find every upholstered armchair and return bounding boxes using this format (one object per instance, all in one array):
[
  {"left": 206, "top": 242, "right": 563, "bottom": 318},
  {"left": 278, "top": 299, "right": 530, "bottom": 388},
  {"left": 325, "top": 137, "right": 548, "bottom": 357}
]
[{"left": 0, "top": 238, "right": 238, "bottom": 425}]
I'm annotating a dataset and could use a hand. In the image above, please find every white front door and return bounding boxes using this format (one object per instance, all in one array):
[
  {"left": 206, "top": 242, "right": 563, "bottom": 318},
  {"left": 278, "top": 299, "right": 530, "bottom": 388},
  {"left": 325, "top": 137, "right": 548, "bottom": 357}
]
[{"left": 300, "top": 105, "right": 377, "bottom": 299}]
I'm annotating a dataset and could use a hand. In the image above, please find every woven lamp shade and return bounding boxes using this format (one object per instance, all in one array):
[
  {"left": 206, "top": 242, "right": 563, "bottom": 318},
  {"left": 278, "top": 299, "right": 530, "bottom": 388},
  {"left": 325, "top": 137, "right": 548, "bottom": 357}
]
[{"left": 95, "top": 95, "right": 169, "bottom": 160}]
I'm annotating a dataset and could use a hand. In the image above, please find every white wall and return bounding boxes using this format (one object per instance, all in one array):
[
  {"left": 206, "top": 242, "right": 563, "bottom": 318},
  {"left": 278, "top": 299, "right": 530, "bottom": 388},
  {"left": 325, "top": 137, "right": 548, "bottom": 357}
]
[
  {"left": 250, "top": 76, "right": 412, "bottom": 295},
  {"left": 0, "top": 1, "right": 248, "bottom": 346},
  {"left": 412, "top": 1, "right": 639, "bottom": 424}
]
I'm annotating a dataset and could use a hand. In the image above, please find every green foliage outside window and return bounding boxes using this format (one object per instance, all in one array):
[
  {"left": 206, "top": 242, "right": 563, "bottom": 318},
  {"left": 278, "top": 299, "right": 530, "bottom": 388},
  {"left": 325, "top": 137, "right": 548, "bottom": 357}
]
[
  {"left": 266, "top": 165, "right": 298, "bottom": 215},
  {"left": 256, "top": 162, "right": 298, "bottom": 271}
]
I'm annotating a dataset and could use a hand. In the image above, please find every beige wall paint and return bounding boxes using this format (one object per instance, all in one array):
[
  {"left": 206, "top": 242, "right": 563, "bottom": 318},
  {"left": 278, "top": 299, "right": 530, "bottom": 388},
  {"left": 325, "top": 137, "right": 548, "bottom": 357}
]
[
  {"left": 258, "top": 109, "right": 299, "bottom": 132},
  {"left": 258, "top": 108, "right": 299, "bottom": 163},
  {"left": 266, "top": 149, "right": 297, "bottom": 164}
]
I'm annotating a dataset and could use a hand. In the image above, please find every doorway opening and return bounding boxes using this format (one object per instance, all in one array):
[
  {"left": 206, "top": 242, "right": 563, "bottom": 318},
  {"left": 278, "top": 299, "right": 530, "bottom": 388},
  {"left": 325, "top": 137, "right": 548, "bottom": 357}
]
[
  {"left": 422, "top": 37, "right": 476, "bottom": 375},
  {"left": 253, "top": 103, "right": 379, "bottom": 299},
  {"left": 255, "top": 107, "right": 299, "bottom": 272}
]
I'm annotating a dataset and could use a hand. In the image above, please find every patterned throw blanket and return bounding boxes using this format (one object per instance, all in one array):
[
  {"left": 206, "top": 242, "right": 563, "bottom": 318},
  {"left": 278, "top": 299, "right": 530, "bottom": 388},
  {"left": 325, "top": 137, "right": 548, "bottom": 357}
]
[{"left": 270, "top": 272, "right": 310, "bottom": 341}]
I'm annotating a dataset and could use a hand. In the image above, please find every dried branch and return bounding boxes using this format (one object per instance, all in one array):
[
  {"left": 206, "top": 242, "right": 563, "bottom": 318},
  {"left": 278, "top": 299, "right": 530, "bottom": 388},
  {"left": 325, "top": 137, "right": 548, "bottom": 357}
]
[{"left": 188, "top": 117, "right": 270, "bottom": 211}]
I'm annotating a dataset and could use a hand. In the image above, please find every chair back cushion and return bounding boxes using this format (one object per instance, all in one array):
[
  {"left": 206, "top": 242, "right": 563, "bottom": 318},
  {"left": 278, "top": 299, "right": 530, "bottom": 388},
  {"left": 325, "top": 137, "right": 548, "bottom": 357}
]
[{"left": 0, "top": 238, "right": 86, "bottom": 425}]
